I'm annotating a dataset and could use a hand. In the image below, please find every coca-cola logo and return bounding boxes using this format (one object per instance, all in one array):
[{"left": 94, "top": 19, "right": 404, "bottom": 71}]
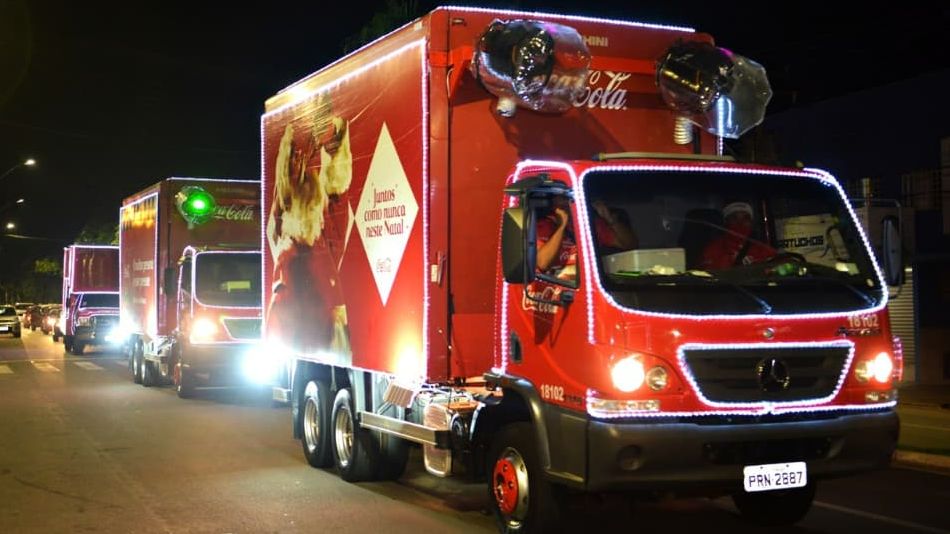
[
  {"left": 573, "top": 70, "right": 630, "bottom": 110},
  {"left": 214, "top": 204, "right": 257, "bottom": 222}
]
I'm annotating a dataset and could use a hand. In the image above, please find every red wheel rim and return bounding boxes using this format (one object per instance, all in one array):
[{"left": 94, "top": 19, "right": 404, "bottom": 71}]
[{"left": 493, "top": 457, "right": 519, "bottom": 515}]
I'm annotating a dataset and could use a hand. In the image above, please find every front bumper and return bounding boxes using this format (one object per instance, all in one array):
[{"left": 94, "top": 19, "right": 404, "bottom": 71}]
[
  {"left": 74, "top": 326, "right": 121, "bottom": 346},
  {"left": 544, "top": 404, "right": 898, "bottom": 493},
  {"left": 0, "top": 323, "right": 20, "bottom": 335},
  {"left": 181, "top": 342, "right": 258, "bottom": 387}
]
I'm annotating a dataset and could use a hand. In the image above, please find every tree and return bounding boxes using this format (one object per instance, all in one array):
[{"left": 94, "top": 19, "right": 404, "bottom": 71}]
[
  {"left": 343, "top": 0, "right": 421, "bottom": 53},
  {"left": 75, "top": 221, "right": 118, "bottom": 245}
]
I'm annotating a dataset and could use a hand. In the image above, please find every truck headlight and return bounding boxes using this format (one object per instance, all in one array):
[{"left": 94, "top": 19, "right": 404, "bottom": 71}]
[
  {"left": 855, "top": 352, "right": 893, "bottom": 384},
  {"left": 190, "top": 318, "right": 218, "bottom": 343},
  {"left": 611, "top": 356, "right": 645, "bottom": 393}
]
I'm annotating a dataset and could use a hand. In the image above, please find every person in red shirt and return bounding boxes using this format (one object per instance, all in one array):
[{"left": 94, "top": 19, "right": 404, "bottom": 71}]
[
  {"left": 700, "top": 201, "right": 776, "bottom": 270},
  {"left": 536, "top": 196, "right": 638, "bottom": 281}
]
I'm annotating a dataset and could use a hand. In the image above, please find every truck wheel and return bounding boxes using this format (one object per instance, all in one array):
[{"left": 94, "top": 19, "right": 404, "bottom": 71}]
[
  {"left": 130, "top": 342, "right": 143, "bottom": 384},
  {"left": 331, "top": 388, "right": 378, "bottom": 482},
  {"left": 300, "top": 379, "right": 333, "bottom": 468},
  {"left": 487, "top": 422, "right": 562, "bottom": 534},
  {"left": 176, "top": 365, "right": 195, "bottom": 399},
  {"left": 70, "top": 342, "right": 85, "bottom": 356},
  {"left": 64, "top": 335, "right": 73, "bottom": 352},
  {"left": 374, "top": 431, "right": 409, "bottom": 481},
  {"left": 141, "top": 359, "right": 158, "bottom": 387},
  {"left": 732, "top": 483, "right": 816, "bottom": 526}
]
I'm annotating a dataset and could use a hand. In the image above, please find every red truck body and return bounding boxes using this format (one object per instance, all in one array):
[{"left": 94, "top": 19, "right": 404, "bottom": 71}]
[
  {"left": 261, "top": 7, "right": 900, "bottom": 531},
  {"left": 61, "top": 245, "right": 120, "bottom": 355},
  {"left": 119, "top": 178, "right": 263, "bottom": 396}
]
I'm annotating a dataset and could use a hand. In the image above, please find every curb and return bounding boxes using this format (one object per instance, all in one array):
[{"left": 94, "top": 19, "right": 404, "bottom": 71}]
[{"left": 894, "top": 450, "right": 950, "bottom": 471}]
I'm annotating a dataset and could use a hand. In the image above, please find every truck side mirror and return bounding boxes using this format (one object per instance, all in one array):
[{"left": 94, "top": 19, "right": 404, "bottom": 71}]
[
  {"left": 880, "top": 216, "right": 903, "bottom": 286},
  {"left": 501, "top": 207, "right": 536, "bottom": 284},
  {"left": 163, "top": 267, "right": 177, "bottom": 297}
]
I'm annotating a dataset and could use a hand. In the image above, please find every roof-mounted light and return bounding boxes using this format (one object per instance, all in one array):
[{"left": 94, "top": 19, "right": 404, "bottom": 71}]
[{"left": 175, "top": 186, "right": 216, "bottom": 227}]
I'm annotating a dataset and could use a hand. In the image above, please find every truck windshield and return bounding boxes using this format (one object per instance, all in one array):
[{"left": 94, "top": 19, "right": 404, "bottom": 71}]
[
  {"left": 583, "top": 170, "right": 883, "bottom": 315},
  {"left": 79, "top": 294, "right": 119, "bottom": 308},
  {"left": 194, "top": 253, "right": 261, "bottom": 307},
  {"left": 0, "top": 307, "right": 15, "bottom": 316}
]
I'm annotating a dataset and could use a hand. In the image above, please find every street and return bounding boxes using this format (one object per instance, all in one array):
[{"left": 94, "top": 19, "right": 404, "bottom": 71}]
[{"left": 1, "top": 328, "right": 948, "bottom": 534}]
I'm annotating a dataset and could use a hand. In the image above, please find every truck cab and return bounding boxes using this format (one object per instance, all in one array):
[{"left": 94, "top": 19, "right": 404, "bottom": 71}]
[{"left": 170, "top": 247, "right": 262, "bottom": 396}]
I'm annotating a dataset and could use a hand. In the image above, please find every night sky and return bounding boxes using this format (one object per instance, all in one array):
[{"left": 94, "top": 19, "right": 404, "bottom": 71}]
[{"left": 1, "top": 1, "right": 948, "bottom": 279}]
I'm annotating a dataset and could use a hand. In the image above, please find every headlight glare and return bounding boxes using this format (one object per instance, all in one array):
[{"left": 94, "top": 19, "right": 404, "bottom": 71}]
[{"left": 611, "top": 356, "right": 645, "bottom": 393}]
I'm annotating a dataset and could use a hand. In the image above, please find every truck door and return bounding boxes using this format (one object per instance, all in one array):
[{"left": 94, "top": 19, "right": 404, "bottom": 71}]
[{"left": 504, "top": 189, "right": 590, "bottom": 405}]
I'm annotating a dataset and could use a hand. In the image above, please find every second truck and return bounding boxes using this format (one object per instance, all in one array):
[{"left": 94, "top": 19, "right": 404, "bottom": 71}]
[{"left": 119, "top": 177, "right": 263, "bottom": 397}]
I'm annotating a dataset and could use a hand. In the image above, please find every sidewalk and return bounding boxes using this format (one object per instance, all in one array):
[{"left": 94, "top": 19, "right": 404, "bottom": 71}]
[{"left": 895, "top": 383, "right": 950, "bottom": 471}]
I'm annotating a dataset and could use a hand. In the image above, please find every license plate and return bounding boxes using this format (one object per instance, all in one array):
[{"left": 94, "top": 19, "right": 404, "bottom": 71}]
[{"left": 743, "top": 462, "right": 807, "bottom": 493}]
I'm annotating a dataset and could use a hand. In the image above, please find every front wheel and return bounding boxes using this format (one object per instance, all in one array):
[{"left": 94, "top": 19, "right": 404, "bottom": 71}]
[
  {"left": 487, "top": 422, "right": 562, "bottom": 534},
  {"left": 732, "top": 483, "right": 816, "bottom": 526}
]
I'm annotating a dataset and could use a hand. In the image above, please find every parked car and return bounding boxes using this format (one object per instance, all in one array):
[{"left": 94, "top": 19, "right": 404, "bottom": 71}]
[
  {"left": 41, "top": 306, "right": 62, "bottom": 337},
  {"left": 0, "top": 305, "right": 22, "bottom": 338}
]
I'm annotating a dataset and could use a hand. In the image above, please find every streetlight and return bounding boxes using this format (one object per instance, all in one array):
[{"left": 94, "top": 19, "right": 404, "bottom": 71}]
[
  {"left": 0, "top": 158, "right": 37, "bottom": 181},
  {"left": 0, "top": 198, "right": 25, "bottom": 215},
  {"left": 5, "top": 222, "right": 15, "bottom": 231}
]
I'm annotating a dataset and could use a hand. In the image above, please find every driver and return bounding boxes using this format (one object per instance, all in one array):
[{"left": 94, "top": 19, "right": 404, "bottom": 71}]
[{"left": 700, "top": 201, "right": 776, "bottom": 270}]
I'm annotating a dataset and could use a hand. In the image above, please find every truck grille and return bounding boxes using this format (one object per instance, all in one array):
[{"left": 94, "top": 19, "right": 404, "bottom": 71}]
[
  {"left": 93, "top": 315, "right": 118, "bottom": 329},
  {"left": 681, "top": 345, "right": 851, "bottom": 404},
  {"left": 222, "top": 318, "right": 261, "bottom": 340}
]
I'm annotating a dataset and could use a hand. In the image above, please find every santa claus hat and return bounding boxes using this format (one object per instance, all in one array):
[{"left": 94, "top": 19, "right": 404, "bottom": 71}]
[{"left": 722, "top": 202, "right": 753, "bottom": 218}]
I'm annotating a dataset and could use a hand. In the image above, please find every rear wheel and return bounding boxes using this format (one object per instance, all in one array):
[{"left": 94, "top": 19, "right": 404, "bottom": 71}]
[
  {"left": 487, "top": 422, "right": 562, "bottom": 534},
  {"left": 332, "top": 388, "right": 378, "bottom": 482},
  {"left": 300, "top": 379, "right": 333, "bottom": 467},
  {"left": 70, "top": 342, "right": 84, "bottom": 356},
  {"left": 141, "top": 356, "right": 158, "bottom": 387},
  {"left": 732, "top": 483, "right": 816, "bottom": 526}
]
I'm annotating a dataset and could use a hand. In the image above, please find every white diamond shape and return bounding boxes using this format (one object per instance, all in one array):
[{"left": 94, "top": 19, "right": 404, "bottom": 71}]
[{"left": 355, "top": 123, "right": 419, "bottom": 306}]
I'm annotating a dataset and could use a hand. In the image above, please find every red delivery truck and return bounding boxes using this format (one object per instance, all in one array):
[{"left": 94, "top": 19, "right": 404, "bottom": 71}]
[
  {"left": 260, "top": 7, "right": 903, "bottom": 531},
  {"left": 61, "top": 244, "right": 120, "bottom": 355},
  {"left": 119, "top": 178, "right": 263, "bottom": 398}
]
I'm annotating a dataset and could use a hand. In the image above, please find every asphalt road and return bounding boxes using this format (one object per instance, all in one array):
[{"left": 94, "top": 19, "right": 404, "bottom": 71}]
[{"left": 1, "top": 328, "right": 948, "bottom": 534}]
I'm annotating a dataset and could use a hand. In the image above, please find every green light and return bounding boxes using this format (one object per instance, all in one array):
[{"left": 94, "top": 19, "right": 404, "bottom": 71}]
[{"left": 175, "top": 186, "right": 216, "bottom": 227}]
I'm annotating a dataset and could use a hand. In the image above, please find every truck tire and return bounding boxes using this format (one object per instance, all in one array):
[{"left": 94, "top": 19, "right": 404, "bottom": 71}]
[
  {"left": 374, "top": 431, "right": 409, "bottom": 481},
  {"left": 732, "top": 482, "right": 816, "bottom": 526},
  {"left": 176, "top": 365, "right": 196, "bottom": 399},
  {"left": 70, "top": 342, "right": 85, "bottom": 356},
  {"left": 487, "top": 422, "right": 563, "bottom": 534},
  {"left": 331, "top": 387, "right": 379, "bottom": 482},
  {"left": 141, "top": 358, "right": 158, "bottom": 387},
  {"left": 64, "top": 335, "right": 73, "bottom": 352},
  {"left": 130, "top": 342, "right": 143, "bottom": 384},
  {"left": 300, "top": 379, "right": 333, "bottom": 468}
]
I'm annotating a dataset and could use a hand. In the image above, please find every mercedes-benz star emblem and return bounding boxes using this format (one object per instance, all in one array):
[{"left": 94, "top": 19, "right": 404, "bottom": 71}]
[{"left": 756, "top": 358, "right": 791, "bottom": 392}]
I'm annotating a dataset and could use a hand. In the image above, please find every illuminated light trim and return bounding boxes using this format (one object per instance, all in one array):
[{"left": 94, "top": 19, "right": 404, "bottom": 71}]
[
  {"left": 166, "top": 177, "right": 259, "bottom": 184},
  {"left": 189, "top": 249, "right": 263, "bottom": 311},
  {"left": 441, "top": 5, "right": 695, "bottom": 33},
  {"left": 420, "top": 43, "right": 431, "bottom": 381},
  {"left": 273, "top": 18, "right": 422, "bottom": 107},
  {"left": 264, "top": 40, "right": 428, "bottom": 119},
  {"left": 260, "top": 115, "right": 268, "bottom": 350},
  {"left": 510, "top": 161, "right": 889, "bottom": 322},
  {"left": 677, "top": 340, "right": 855, "bottom": 411},
  {"left": 586, "top": 388, "right": 896, "bottom": 419},
  {"left": 804, "top": 167, "right": 889, "bottom": 304}
]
